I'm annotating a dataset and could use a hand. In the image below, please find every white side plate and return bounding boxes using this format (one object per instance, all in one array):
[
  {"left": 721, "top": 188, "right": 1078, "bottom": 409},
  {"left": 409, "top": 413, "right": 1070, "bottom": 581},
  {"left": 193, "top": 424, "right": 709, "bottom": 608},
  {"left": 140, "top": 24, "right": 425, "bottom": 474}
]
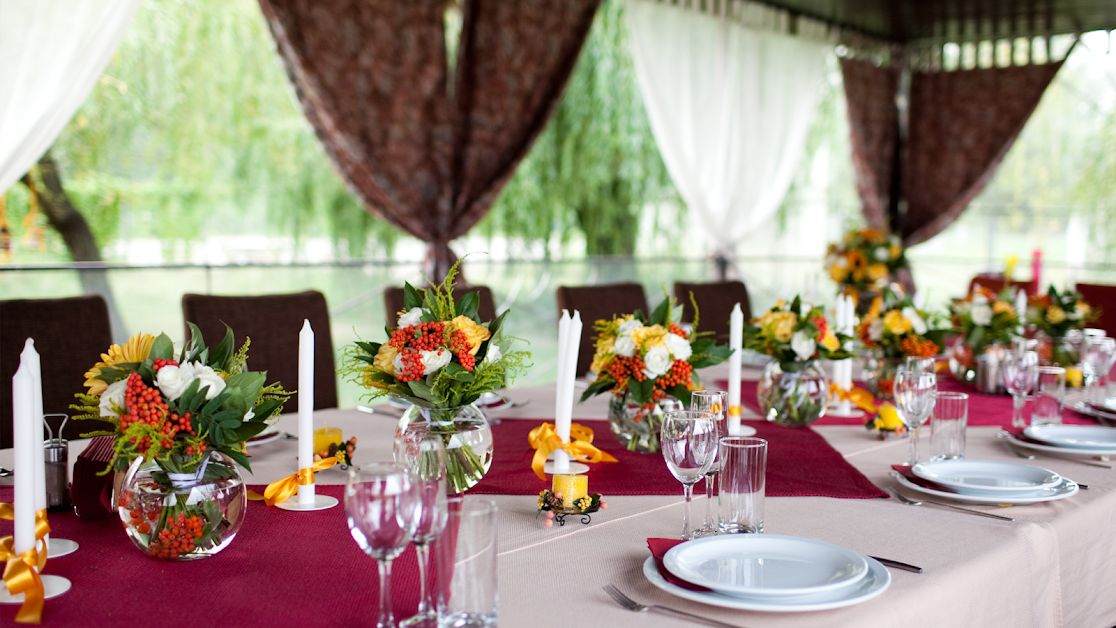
[
  {"left": 1023, "top": 424, "right": 1116, "bottom": 450},
  {"left": 895, "top": 473, "right": 1078, "bottom": 505},
  {"left": 912, "top": 460, "right": 1061, "bottom": 494},
  {"left": 1000, "top": 431, "right": 1116, "bottom": 458}
]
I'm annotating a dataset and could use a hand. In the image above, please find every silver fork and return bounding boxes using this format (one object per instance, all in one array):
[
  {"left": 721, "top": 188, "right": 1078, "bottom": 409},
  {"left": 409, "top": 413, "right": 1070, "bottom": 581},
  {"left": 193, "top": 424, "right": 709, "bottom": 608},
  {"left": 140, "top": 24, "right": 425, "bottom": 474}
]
[
  {"left": 886, "top": 485, "right": 1015, "bottom": 521},
  {"left": 603, "top": 585, "right": 743, "bottom": 628}
]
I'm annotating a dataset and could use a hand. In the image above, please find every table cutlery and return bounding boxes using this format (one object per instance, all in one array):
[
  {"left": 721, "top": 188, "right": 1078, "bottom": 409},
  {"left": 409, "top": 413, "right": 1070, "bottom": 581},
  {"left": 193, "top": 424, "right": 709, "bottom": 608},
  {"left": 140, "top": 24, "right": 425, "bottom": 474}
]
[
  {"left": 603, "top": 585, "right": 743, "bottom": 628},
  {"left": 886, "top": 484, "right": 1015, "bottom": 521},
  {"left": 0, "top": 467, "right": 11, "bottom": 477},
  {"left": 868, "top": 556, "right": 923, "bottom": 573}
]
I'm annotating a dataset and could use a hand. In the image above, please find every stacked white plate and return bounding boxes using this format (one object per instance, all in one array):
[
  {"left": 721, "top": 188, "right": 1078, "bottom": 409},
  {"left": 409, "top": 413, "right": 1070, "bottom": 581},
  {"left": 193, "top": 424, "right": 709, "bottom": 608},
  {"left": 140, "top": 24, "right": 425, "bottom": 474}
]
[
  {"left": 1002, "top": 423, "right": 1116, "bottom": 458},
  {"left": 645, "top": 535, "right": 890, "bottom": 612},
  {"left": 895, "top": 460, "right": 1078, "bottom": 505},
  {"left": 1071, "top": 401, "right": 1116, "bottom": 427}
]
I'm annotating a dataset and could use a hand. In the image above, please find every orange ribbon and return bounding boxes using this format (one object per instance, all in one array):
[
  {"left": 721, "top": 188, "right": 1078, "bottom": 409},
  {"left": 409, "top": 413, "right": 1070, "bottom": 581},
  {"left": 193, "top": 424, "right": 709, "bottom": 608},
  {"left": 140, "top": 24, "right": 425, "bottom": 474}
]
[
  {"left": 0, "top": 507, "right": 50, "bottom": 570},
  {"left": 829, "top": 383, "right": 879, "bottom": 414},
  {"left": 247, "top": 457, "right": 337, "bottom": 507},
  {"left": 528, "top": 423, "right": 617, "bottom": 481},
  {"left": 1, "top": 537, "right": 44, "bottom": 624}
]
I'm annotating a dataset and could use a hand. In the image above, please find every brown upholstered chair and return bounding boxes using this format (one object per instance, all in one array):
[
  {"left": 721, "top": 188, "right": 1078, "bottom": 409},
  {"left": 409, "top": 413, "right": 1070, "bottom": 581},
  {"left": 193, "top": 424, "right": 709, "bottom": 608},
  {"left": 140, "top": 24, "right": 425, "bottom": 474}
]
[
  {"left": 968, "top": 273, "right": 1035, "bottom": 297},
  {"left": 673, "top": 281, "right": 752, "bottom": 343},
  {"left": 181, "top": 291, "right": 337, "bottom": 410},
  {"left": 383, "top": 285, "right": 498, "bottom": 327},
  {"left": 556, "top": 283, "right": 648, "bottom": 376},
  {"left": 1, "top": 295, "right": 115, "bottom": 448},
  {"left": 1075, "top": 283, "right": 1116, "bottom": 336}
]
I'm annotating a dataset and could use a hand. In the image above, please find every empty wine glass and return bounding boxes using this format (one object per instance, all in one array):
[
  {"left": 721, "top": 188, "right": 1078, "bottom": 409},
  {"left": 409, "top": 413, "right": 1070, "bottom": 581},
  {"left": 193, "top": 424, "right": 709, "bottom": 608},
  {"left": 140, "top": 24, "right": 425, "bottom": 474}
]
[
  {"left": 346, "top": 463, "right": 421, "bottom": 628},
  {"left": 661, "top": 410, "right": 717, "bottom": 540},
  {"left": 1002, "top": 350, "right": 1039, "bottom": 427},
  {"left": 905, "top": 356, "right": 936, "bottom": 375},
  {"left": 893, "top": 369, "right": 937, "bottom": 466},
  {"left": 1082, "top": 336, "right": 1116, "bottom": 406},
  {"left": 394, "top": 426, "right": 449, "bottom": 628},
  {"left": 690, "top": 391, "right": 727, "bottom": 538}
]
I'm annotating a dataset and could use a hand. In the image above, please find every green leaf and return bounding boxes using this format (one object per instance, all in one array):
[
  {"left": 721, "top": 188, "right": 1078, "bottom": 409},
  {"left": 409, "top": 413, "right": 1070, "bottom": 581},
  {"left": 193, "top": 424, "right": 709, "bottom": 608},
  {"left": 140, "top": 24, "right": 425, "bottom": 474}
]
[
  {"left": 232, "top": 421, "right": 269, "bottom": 441},
  {"left": 178, "top": 378, "right": 204, "bottom": 412},
  {"left": 649, "top": 297, "right": 670, "bottom": 327},
  {"left": 209, "top": 323, "right": 236, "bottom": 371},
  {"left": 457, "top": 291, "right": 480, "bottom": 321},
  {"left": 356, "top": 341, "right": 380, "bottom": 355},
  {"left": 407, "top": 379, "right": 436, "bottom": 403},
  {"left": 95, "top": 365, "right": 136, "bottom": 384},
  {"left": 152, "top": 333, "right": 175, "bottom": 361},
  {"left": 184, "top": 322, "right": 206, "bottom": 362},
  {"left": 252, "top": 398, "right": 284, "bottom": 421},
  {"left": 487, "top": 310, "right": 510, "bottom": 340},
  {"left": 403, "top": 282, "right": 423, "bottom": 311},
  {"left": 223, "top": 372, "right": 265, "bottom": 414},
  {"left": 580, "top": 375, "right": 617, "bottom": 402},
  {"left": 442, "top": 363, "right": 475, "bottom": 382},
  {"left": 628, "top": 378, "right": 653, "bottom": 404},
  {"left": 222, "top": 447, "right": 251, "bottom": 472},
  {"left": 669, "top": 384, "right": 692, "bottom": 407}
]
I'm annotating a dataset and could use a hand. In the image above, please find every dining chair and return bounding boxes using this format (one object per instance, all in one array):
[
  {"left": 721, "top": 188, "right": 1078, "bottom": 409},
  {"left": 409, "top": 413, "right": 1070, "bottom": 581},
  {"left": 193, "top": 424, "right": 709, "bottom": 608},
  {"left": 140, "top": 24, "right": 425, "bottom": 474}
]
[
  {"left": 1074, "top": 283, "right": 1116, "bottom": 336},
  {"left": 555, "top": 283, "right": 648, "bottom": 376},
  {"left": 383, "top": 285, "right": 498, "bottom": 327},
  {"left": 1, "top": 295, "right": 116, "bottom": 448},
  {"left": 181, "top": 290, "right": 337, "bottom": 410},
  {"left": 673, "top": 281, "right": 752, "bottom": 344}
]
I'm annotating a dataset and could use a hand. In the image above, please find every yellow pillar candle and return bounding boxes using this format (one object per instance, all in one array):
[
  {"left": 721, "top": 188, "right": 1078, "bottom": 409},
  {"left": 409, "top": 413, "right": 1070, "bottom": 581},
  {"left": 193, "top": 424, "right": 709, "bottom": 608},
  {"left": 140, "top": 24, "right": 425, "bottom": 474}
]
[
  {"left": 552, "top": 474, "right": 588, "bottom": 509},
  {"left": 313, "top": 426, "right": 343, "bottom": 456}
]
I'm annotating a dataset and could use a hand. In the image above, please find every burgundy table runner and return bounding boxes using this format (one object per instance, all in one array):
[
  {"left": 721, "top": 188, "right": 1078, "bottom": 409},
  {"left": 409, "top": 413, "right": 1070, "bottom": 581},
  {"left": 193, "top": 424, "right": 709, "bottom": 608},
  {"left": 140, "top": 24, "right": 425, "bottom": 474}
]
[
  {"left": 717, "top": 376, "right": 1098, "bottom": 427},
  {"left": 469, "top": 419, "right": 886, "bottom": 499},
  {"left": 0, "top": 485, "right": 422, "bottom": 628}
]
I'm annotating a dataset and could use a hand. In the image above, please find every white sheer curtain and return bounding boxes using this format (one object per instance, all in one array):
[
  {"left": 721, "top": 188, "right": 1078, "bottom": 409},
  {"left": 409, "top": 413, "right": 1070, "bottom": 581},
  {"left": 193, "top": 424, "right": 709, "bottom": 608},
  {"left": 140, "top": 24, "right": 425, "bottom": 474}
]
[
  {"left": 625, "top": 0, "right": 827, "bottom": 254},
  {"left": 0, "top": 0, "right": 142, "bottom": 193}
]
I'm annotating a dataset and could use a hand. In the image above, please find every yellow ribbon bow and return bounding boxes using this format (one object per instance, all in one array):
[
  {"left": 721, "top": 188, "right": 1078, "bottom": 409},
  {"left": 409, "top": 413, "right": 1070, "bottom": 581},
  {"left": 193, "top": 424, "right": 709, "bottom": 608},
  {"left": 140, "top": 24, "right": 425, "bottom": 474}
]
[
  {"left": 1, "top": 537, "right": 44, "bottom": 624},
  {"left": 528, "top": 423, "right": 618, "bottom": 481},
  {"left": 0, "top": 507, "right": 49, "bottom": 570},
  {"left": 829, "top": 383, "right": 879, "bottom": 414},
  {"left": 247, "top": 457, "right": 338, "bottom": 507}
]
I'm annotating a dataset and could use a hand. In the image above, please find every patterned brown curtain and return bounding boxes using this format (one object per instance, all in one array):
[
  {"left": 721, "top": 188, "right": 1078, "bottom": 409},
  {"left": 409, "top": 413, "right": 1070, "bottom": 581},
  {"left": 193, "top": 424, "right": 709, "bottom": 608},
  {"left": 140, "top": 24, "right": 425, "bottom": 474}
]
[
  {"left": 840, "top": 58, "right": 1063, "bottom": 246},
  {"left": 258, "top": 0, "right": 600, "bottom": 280}
]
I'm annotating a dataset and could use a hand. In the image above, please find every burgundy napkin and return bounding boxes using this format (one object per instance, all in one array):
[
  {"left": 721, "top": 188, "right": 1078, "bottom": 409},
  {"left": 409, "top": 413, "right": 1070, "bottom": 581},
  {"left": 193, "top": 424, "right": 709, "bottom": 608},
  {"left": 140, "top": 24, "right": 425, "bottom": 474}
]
[
  {"left": 1001, "top": 427, "right": 1059, "bottom": 447},
  {"left": 890, "top": 465, "right": 958, "bottom": 493},
  {"left": 70, "top": 435, "right": 117, "bottom": 519},
  {"left": 646, "top": 538, "right": 713, "bottom": 592}
]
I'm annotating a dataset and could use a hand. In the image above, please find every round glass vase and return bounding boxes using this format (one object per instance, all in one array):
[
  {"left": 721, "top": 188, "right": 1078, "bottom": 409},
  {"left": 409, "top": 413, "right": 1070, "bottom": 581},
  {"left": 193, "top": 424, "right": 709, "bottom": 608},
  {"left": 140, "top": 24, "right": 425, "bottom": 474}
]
[
  {"left": 756, "top": 360, "right": 830, "bottom": 428},
  {"left": 607, "top": 393, "right": 683, "bottom": 453},
  {"left": 117, "top": 450, "right": 246, "bottom": 561},
  {"left": 399, "top": 403, "right": 493, "bottom": 494},
  {"left": 1037, "top": 334, "right": 1082, "bottom": 368},
  {"left": 862, "top": 350, "right": 903, "bottom": 400},
  {"left": 949, "top": 343, "right": 1009, "bottom": 393}
]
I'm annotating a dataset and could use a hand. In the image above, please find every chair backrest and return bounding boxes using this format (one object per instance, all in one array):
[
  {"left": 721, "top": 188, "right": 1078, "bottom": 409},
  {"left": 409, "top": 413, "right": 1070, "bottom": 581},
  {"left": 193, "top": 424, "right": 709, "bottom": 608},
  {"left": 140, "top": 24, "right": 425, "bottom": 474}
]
[
  {"left": 673, "top": 281, "right": 752, "bottom": 343},
  {"left": 1074, "top": 283, "right": 1116, "bottom": 336},
  {"left": 556, "top": 283, "right": 648, "bottom": 376},
  {"left": 1, "top": 295, "right": 115, "bottom": 448},
  {"left": 383, "top": 285, "right": 498, "bottom": 327},
  {"left": 181, "top": 291, "right": 337, "bottom": 410},
  {"left": 968, "top": 273, "right": 1035, "bottom": 297}
]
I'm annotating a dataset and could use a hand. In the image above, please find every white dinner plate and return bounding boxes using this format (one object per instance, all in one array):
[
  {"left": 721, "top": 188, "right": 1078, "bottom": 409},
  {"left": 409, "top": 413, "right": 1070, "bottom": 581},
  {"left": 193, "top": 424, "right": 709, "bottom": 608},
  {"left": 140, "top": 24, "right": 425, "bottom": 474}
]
[
  {"left": 663, "top": 535, "right": 869, "bottom": 598},
  {"left": 911, "top": 460, "right": 1061, "bottom": 495},
  {"left": 245, "top": 425, "right": 281, "bottom": 447},
  {"left": 1070, "top": 403, "right": 1116, "bottom": 427},
  {"left": 1023, "top": 425, "right": 1116, "bottom": 451},
  {"left": 894, "top": 472, "right": 1078, "bottom": 505},
  {"left": 643, "top": 556, "right": 890, "bottom": 612},
  {"left": 999, "top": 431, "right": 1116, "bottom": 458}
]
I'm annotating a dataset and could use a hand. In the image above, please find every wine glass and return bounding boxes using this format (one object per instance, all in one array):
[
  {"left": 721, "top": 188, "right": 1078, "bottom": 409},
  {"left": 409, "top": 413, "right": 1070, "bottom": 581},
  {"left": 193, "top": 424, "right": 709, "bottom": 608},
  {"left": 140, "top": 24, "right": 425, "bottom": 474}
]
[
  {"left": 893, "top": 369, "right": 937, "bottom": 466},
  {"left": 1002, "top": 350, "right": 1039, "bottom": 427},
  {"left": 661, "top": 410, "right": 717, "bottom": 540},
  {"left": 394, "top": 426, "right": 449, "bottom": 628},
  {"left": 346, "top": 463, "right": 421, "bottom": 628},
  {"left": 1082, "top": 336, "right": 1116, "bottom": 407},
  {"left": 689, "top": 391, "right": 727, "bottom": 537},
  {"left": 905, "top": 356, "right": 936, "bottom": 375}
]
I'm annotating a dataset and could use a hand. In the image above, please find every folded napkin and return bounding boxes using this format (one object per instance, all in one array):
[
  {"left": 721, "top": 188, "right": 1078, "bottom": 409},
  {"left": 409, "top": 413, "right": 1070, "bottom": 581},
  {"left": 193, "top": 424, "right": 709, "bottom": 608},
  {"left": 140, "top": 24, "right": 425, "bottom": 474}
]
[
  {"left": 71, "top": 435, "right": 117, "bottom": 519},
  {"left": 646, "top": 538, "right": 713, "bottom": 592},
  {"left": 890, "top": 465, "right": 958, "bottom": 493}
]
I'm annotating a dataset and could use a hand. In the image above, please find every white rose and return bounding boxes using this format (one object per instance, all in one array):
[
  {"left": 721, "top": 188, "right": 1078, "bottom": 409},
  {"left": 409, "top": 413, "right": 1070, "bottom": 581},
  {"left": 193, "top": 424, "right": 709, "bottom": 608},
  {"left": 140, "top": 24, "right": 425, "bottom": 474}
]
[
  {"left": 193, "top": 365, "right": 227, "bottom": 400},
  {"left": 617, "top": 318, "right": 643, "bottom": 336},
  {"left": 483, "top": 344, "right": 502, "bottom": 364},
  {"left": 868, "top": 318, "right": 885, "bottom": 342},
  {"left": 971, "top": 304, "right": 993, "bottom": 326},
  {"left": 397, "top": 307, "right": 427, "bottom": 328},
  {"left": 420, "top": 348, "right": 452, "bottom": 375},
  {"left": 791, "top": 331, "right": 816, "bottom": 361},
  {"left": 99, "top": 379, "right": 128, "bottom": 418},
  {"left": 156, "top": 363, "right": 196, "bottom": 401},
  {"left": 971, "top": 294, "right": 989, "bottom": 305},
  {"left": 614, "top": 336, "right": 637, "bottom": 358},
  {"left": 874, "top": 247, "right": 890, "bottom": 261},
  {"left": 902, "top": 307, "right": 928, "bottom": 335},
  {"left": 641, "top": 346, "right": 672, "bottom": 379},
  {"left": 391, "top": 351, "right": 406, "bottom": 373},
  {"left": 664, "top": 333, "right": 692, "bottom": 361}
]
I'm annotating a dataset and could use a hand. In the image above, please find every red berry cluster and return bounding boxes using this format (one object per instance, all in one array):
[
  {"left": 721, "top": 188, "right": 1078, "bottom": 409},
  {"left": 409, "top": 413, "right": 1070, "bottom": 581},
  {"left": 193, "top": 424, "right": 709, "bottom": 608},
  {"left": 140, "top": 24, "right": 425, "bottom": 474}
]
[
  {"left": 668, "top": 323, "right": 688, "bottom": 339},
  {"left": 119, "top": 373, "right": 169, "bottom": 454},
  {"left": 157, "top": 411, "right": 195, "bottom": 450},
  {"left": 389, "top": 322, "right": 454, "bottom": 382},
  {"left": 153, "top": 358, "right": 179, "bottom": 372},
  {"left": 606, "top": 355, "right": 647, "bottom": 393},
  {"left": 812, "top": 317, "right": 828, "bottom": 339},
  {"left": 148, "top": 513, "right": 205, "bottom": 559},
  {"left": 652, "top": 359, "right": 693, "bottom": 399},
  {"left": 446, "top": 329, "right": 475, "bottom": 371}
]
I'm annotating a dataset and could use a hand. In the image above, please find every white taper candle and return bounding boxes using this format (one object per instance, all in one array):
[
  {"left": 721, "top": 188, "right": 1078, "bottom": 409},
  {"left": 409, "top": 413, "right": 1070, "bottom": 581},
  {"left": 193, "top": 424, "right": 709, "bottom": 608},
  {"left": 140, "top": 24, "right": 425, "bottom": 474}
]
[
  {"left": 553, "top": 311, "right": 572, "bottom": 473},
  {"left": 727, "top": 303, "right": 743, "bottom": 434},
  {"left": 297, "top": 319, "right": 315, "bottom": 504},
  {"left": 25, "top": 339, "right": 47, "bottom": 513},
  {"left": 12, "top": 356, "right": 37, "bottom": 555}
]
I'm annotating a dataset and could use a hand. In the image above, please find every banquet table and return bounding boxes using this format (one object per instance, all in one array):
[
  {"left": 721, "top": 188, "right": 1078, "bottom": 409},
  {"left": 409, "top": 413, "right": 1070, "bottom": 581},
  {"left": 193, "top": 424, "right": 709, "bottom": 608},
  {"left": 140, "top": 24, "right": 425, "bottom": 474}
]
[{"left": 3, "top": 363, "right": 1116, "bottom": 628}]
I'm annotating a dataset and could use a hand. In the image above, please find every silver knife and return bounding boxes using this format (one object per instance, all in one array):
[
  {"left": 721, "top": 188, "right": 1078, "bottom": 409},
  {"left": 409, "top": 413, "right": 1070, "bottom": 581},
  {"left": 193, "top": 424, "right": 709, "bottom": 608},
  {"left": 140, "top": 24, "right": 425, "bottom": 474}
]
[{"left": 869, "top": 556, "right": 923, "bottom": 573}]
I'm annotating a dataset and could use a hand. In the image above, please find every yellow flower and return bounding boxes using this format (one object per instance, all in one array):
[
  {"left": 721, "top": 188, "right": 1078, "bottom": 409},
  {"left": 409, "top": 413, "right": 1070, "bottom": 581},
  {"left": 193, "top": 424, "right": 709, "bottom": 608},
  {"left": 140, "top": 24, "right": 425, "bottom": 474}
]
[
  {"left": 873, "top": 403, "right": 905, "bottom": 431},
  {"left": 451, "top": 315, "right": 491, "bottom": 355},
  {"left": 821, "top": 330, "right": 840, "bottom": 351},
  {"left": 1076, "top": 302, "right": 1091, "bottom": 316},
  {"left": 883, "top": 310, "right": 912, "bottom": 335},
  {"left": 765, "top": 311, "right": 798, "bottom": 343},
  {"left": 1066, "top": 366, "right": 1083, "bottom": 388},
  {"left": 631, "top": 324, "right": 667, "bottom": 349},
  {"left": 590, "top": 352, "right": 613, "bottom": 374},
  {"left": 595, "top": 335, "right": 615, "bottom": 354},
  {"left": 1045, "top": 306, "right": 1066, "bottom": 325},
  {"left": 867, "top": 263, "right": 889, "bottom": 282},
  {"left": 373, "top": 343, "right": 399, "bottom": 376},
  {"left": 829, "top": 263, "right": 850, "bottom": 282},
  {"left": 84, "top": 333, "right": 156, "bottom": 396},
  {"left": 993, "top": 301, "right": 1015, "bottom": 318},
  {"left": 890, "top": 242, "right": 902, "bottom": 259}
]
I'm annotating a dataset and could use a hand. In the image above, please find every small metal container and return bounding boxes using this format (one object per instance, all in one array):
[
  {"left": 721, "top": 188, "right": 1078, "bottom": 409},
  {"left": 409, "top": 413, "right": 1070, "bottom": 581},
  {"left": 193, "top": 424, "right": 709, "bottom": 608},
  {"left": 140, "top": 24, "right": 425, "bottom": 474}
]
[{"left": 43, "top": 414, "right": 72, "bottom": 512}]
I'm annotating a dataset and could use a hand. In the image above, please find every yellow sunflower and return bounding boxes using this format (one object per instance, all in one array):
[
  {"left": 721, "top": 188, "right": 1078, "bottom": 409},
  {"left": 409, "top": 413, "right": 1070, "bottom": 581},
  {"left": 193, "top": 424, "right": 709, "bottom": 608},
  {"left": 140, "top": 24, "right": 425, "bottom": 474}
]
[{"left": 84, "top": 333, "right": 156, "bottom": 396}]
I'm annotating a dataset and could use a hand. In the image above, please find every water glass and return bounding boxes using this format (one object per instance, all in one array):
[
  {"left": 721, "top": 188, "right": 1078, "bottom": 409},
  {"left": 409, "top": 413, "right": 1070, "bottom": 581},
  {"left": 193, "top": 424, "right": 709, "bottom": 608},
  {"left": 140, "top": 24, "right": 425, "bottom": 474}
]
[
  {"left": 1002, "top": 350, "right": 1039, "bottom": 428},
  {"left": 905, "top": 356, "right": 936, "bottom": 375},
  {"left": 1033, "top": 366, "right": 1066, "bottom": 426},
  {"left": 690, "top": 390, "right": 727, "bottom": 537},
  {"left": 438, "top": 498, "right": 498, "bottom": 628},
  {"left": 346, "top": 463, "right": 421, "bottom": 628},
  {"left": 893, "top": 369, "right": 937, "bottom": 465},
  {"left": 930, "top": 392, "right": 968, "bottom": 461},
  {"left": 393, "top": 426, "right": 449, "bottom": 628},
  {"left": 718, "top": 437, "right": 767, "bottom": 534},
  {"left": 1082, "top": 336, "right": 1116, "bottom": 406},
  {"left": 661, "top": 410, "right": 717, "bottom": 540}
]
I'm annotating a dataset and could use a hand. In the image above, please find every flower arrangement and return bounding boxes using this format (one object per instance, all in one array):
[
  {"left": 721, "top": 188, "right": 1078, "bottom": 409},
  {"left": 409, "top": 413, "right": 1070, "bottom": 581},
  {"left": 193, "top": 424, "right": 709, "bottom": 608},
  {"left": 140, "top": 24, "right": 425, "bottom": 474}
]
[
  {"left": 1026, "top": 286, "right": 1096, "bottom": 338},
  {"left": 824, "top": 227, "right": 907, "bottom": 299},
  {"left": 857, "top": 289, "right": 952, "bottom": 359},
  {"left": 866, "top": 403, "right": 907, "bottom": 439},
  {"left": 950, "top": 286, "right": 1019, "bottom": 352},
  {"left": 743, "top": 297, "right": 853, "bottom": 370}
]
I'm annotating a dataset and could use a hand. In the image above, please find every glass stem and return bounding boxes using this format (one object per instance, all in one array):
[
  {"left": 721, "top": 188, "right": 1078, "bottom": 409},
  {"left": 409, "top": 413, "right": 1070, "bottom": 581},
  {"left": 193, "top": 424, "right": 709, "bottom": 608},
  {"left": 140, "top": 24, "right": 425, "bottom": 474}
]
[
  {"left": 377, "top": 558, "right": 394, "bottom": 628},
  {"left": 704, "top": 473, "right": 715, "bottom": 529},
  {"left": 908, "top": 424, "right": 921, "bottom": 466},
  {"left": 1011, "top": 394, "right": 1027, "bottom": 428},
  {"left": 415, "top": 542, "right": 431, "bottom": 618},
  {"left": 682, "top": 483, "right": 694, "bottom": 539}
]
